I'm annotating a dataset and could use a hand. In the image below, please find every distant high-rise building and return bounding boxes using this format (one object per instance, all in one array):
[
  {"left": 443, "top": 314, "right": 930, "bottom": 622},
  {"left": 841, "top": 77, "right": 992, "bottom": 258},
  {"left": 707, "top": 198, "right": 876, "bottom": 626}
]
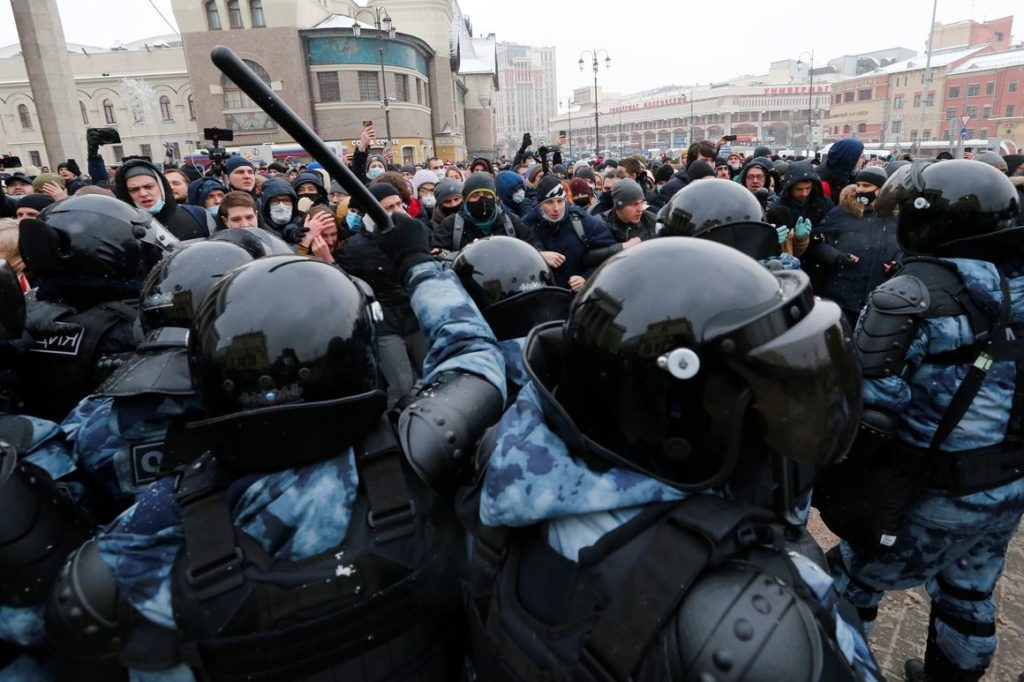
[{"left": 494, "top": 41, "right": 556, "bottom": 156}]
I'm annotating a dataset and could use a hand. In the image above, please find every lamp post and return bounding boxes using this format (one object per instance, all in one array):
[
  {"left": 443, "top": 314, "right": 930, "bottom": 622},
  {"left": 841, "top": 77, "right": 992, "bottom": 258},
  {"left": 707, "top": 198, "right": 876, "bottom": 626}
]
[
  {"left": 351, "top": 7, "right": 396, "bottom": 145},
  {"left": 797, "top": 51, "right": 815, "bottom": 154},
  {"left": 579, "top": 49, "right": 610, "bottom": 157},
  {"left": 561, "top": 97, "right": 575, "bottom": 160}
]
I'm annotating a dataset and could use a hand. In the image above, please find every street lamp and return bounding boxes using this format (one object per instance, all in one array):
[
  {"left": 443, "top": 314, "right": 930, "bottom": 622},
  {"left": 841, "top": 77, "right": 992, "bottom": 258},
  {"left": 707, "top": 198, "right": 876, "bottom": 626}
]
[
  {"left": 796, "top": 50, "right": 815, "bottom": 153},
  {"left": 579, "top": 49, "right": 611, "bottom": 157},
  {"left": 561, "top": 97, "right": 575, "bottom": 160},
  {"left": 351, "top": 7, "right": 397, "bottom": 145}
]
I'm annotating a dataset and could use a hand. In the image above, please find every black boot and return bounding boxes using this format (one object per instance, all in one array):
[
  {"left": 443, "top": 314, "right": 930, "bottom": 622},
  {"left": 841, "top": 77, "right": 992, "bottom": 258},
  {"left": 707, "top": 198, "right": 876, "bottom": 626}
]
[
  {"left": 904, "top": 658, "right": 927, "bottom": 681},
  {"left": 917, "top": 612, "right": 985, "bottom": 682}
]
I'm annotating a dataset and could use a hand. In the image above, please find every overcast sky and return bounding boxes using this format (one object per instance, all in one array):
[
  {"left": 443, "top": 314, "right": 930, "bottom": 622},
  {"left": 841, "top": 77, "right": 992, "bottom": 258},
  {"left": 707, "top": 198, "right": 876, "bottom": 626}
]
[{"left": 2, "top": 0, "right": 1022, "bottom": 105}]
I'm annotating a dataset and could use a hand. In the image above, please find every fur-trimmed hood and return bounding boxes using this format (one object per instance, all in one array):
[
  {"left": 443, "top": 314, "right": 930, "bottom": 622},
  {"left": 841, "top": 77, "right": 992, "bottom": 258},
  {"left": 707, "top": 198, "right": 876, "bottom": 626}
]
[{"left": 838, "top": 184, "right": 866, "bottom": 218}]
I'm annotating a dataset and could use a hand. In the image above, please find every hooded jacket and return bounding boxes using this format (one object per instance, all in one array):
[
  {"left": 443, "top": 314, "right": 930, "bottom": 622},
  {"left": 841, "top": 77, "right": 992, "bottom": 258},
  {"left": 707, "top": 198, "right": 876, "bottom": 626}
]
[
  {"left": 187, "top": 177, "right": 227, "bottom": 208},
  {"left": 291, "top": 172, "right": 328, "bottom": 206},
  {"left": 495, "top": 170, "right": 535, "bottom": 217},
  {"left": 259, "top": 178, "right": 305, "bottom": 243},
  {"left": 112, "top": 159, "right": 211, "bottom": 240},
  {"left": 805, "top": 184, "right": 900, "bottom": 316},
  {"left": 599, "top": 206, "right": 658, "bottom": 243},
  {"left": 766, "top": 161, "right": 831, "bottom": 255}
]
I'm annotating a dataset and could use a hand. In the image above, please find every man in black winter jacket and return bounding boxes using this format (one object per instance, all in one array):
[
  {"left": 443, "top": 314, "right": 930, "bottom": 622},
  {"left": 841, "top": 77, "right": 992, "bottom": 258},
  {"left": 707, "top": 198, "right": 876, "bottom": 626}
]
[
  {"left": 112, "top": 159, "right": 213, "bottom": 240},
  {"left": 600, "top": 180, "right": 657, "bottom": 244}
]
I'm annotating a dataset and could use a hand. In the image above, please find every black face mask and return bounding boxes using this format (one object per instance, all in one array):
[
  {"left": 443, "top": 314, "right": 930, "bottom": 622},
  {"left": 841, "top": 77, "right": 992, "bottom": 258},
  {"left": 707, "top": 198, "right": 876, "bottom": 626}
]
[
  {"left": 856, "top": 191, "right": 877, "bottom": 205},
  {"left": 601, "top": 190, "right": 612, "bottom": 204},
  {"left": 298, "top": 192, "right": 320, "bottom": 205},
  {"left": 440, "top": 203, "right": 461, "bottom": 217},
  {"left": 466, "top": 196, "right": 496, "bottom": 223},
  {"left": 573, "top": 197, "right": 592, "bottom": 208}
]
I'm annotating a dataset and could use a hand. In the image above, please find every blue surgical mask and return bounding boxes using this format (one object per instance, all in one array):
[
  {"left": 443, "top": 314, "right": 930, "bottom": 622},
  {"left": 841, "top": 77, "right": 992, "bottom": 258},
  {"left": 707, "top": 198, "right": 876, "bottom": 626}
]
[
  {"left": 346, "top": 212, "right": 363, "bottom": 232},
  {"left": 147, "top": 200, "right": 165, "bottom": 215},
  {"left": 206, "top": 205, "right": 219, "bottom": 218},
  {"left": 368, "top": 167, "right": 385, "bottom": 180},
  {"left": 512, "top": 189, "right": 525, "bottom": 204}
]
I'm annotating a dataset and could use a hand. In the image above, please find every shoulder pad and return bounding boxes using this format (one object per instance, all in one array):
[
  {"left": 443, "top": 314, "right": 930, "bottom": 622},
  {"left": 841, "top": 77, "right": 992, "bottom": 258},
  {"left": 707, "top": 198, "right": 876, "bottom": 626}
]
[
  {"left": 97, "top": 347, "right": 193, "bottom": 398},
  {"left": 398, "top": 372, "right": 504, "bottom": 496},
  {"left": 856, "top": 276, "right": 929, "bottom": 378},
  {"left": 653, "top": 564, "right": 829, "bottom": 682},
  {"left": 866, "top": 275, "right": 931, "bottom": 315},
  {"left": 46, "top": 538, "right": 135, "bottom": 676}
]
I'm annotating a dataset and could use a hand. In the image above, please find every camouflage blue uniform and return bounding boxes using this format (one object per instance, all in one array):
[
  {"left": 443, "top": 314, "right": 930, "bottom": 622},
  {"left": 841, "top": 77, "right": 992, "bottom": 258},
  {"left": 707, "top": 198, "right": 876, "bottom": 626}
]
[
  {"left": 479, "top": 380, "right": 881, "bottom": 680},
  {"left": 830, "top": 257, "right": 1024, "bottom": 673},
  {"left": 0, "top": 416, "right": 79, "bottom": 682},
  {"left": 498, "top": 337, "right": 529, "bottom": 394},
  {"left": 92, "top": 260, "right": 505, "bottom": 680},
  {"left": 62, "top": 393, "right": 203, "bottom": 513}
]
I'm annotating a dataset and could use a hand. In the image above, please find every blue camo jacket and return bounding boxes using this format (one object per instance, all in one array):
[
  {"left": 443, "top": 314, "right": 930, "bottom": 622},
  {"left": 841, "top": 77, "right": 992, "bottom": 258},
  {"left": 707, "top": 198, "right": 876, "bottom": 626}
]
[{"left": 93, "top": 261, "right": 504, "bottom": 681}]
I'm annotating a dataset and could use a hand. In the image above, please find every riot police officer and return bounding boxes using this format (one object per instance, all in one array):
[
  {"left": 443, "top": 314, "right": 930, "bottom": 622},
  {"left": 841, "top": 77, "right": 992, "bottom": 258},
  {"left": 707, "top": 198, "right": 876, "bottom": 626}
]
[
  {"left": 45, "top": 213, "right": 506, "bottom": 681},
  {"left": 451, "top": 235, "right": 573, "bottom": 395},
  {"left": 460, "top": 238, "right": 881, "bottom": 681},
  {"left": 657, "top": 177, "right": 803, "bottom": 271},
  {"left": 16, "top": 194, "right": 177, "bottom": 421},
  {"left": 822, "top": 160, "right": 1024, "bottom": 682},
  {"left": 62, "top": 240, "right": 254, "bottom": 514}
]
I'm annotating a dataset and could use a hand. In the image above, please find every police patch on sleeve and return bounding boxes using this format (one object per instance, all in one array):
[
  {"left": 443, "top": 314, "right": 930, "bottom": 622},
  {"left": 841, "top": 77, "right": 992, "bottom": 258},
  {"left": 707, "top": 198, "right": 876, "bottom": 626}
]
[{"left": 29, "top": 324, "right": 85, "bottom": 356}]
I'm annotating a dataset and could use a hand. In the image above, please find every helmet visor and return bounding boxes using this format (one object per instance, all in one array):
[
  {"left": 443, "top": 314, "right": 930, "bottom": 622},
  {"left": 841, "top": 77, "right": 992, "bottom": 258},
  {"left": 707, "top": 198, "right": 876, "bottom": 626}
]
[
  {"left": 874, "top": 159, "right": 932, "bottom": 218},
  {"left": 728, "top": 298, "right": 861, "bottom": 466},
  {"left": 697, "top": 222, "right": 779, "bottom": 261}
]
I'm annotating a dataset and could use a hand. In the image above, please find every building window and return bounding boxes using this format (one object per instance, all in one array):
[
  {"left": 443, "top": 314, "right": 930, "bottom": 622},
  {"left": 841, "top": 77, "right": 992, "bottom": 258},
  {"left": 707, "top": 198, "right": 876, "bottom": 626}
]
[
  {"left": 1007, "top": 104, "right": 1016, "bottom": 117},
  {"left": 79, "top": 100, "right": 89, "bottom": 125},
  {"left": 966, "top": 83, "right": 979, "bottom": 97},
  {"left": 893, "top": 96, "right": 904, "bottom": 109},
  {"left": 965, "top": 105, "right": 977, "bottom": 118},
  {"left": 358, "top": 71, "right": 380, "bottom": 101},
  {"left": 223, "top": 59, "right": 269, "bottom": 109},
  {"left": 979, "top": 128, "right": 988, "bottom": 139},
  {"left": 29, "top": 150, "right": 41, "bottom": 167},
  {"left": 206, "top": 0, "right": 221, "bottom": 30},
  {"left": 249, "top": 0, "right": 265, "bottom": 27},
  {"left": 395, "top": 74, "right": 409, "bottom": 102},
  {"left": 140, "top": 143, "right": 152, "bottom": 158},
  {"left": 857, "top": 88, "right": 872, "bottom": 101},
  {"left": 221, "top": 60, "right": 276, "bottom": 131},
  {"left": 416, "top": 79, "right": 422, "bottom": 104},
  {"left": 188, "top": 95, "right": 195, "bottom": 120},
  {"left": 982, "top": 106, "right": 991, "bottom": 119},
  {"left": 17, "top": 103, "right": 31, "bottom": 129},
  {"left": 317, "top": 71, "right": 340, "bottom": 102},
  {"left": 843, "top": 91, "right": 854, "bottom": 103},
  {"left": 948, "top": 85, "right": 960, "bottom": 98},
  {"left": 103, "top": 99, "right": 116, "bottom": 124},
  {"left": 1010, "top": 80, "right": 1019, "bottom": 93},
  {"left": 857, "top": 123, "right": 867, "bottom": 133},
  {"left": 923, "top": 130, "right": 931, "bottom": 141},
  {"left": 946, "top": 108, "right": 957, "bottom": 120},
  {"left": 159, "top": 95, "right": 173, "bottom": 121},
  {"left": 132, "top": 100, "right": 145, "bottom": 125},
  {"left": 985, "top": 81, "right": 995, "bottom": 95},
  {"left": 227, "top": 0, "right": 243, "bottom": 28},
  {"left": 913, "top": 94, "right": 921, "bottom": 107},
  {"left": 891, "top": 120, "right": 902, "bottom": 134}
]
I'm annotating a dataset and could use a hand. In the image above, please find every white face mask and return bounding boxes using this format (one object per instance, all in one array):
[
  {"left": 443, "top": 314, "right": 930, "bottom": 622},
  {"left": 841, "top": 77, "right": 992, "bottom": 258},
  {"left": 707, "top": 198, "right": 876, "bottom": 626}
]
[
  {"left": 269, "top": 203, "right": 292, "bottom": 224},
  {"left": 421, "top": 194, "right": 437, "bottom": 209},
  {"left": 512, "top": 189, "right": 526, "bottom": 204}
]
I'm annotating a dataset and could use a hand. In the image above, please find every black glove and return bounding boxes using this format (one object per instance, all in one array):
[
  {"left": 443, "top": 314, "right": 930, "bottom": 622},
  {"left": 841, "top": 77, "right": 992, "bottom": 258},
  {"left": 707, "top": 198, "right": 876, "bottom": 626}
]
[
  {"left": 24, "top": 292, "right": 79, "bottom": 337},
  {"left": 537, "top": 146, "right": 549, "bottom": 160},
  {"left": 520, "top": 133, "right": 532, "bottom": 151},
  {"left": 833, "top": 252, "right": 854, "bottom": 266},
  {"left": 86, "top": 130, "right": 102, "bottom": 158},
  {"left": 374, "top": 212, "right": 433, "bottom": 278}
]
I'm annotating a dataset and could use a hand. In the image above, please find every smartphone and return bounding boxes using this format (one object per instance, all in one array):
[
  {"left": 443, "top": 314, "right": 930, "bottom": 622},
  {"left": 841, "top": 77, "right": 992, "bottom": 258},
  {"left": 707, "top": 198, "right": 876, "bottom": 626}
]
[
  {"left": 362, "top": 121, "right": 374, "bottom": 135},
  {"left": 723, "top": 135, "right": 738, "bottom": 142},
  {"left": 0, "top": 156, "right": 22, "bottom": 169}
]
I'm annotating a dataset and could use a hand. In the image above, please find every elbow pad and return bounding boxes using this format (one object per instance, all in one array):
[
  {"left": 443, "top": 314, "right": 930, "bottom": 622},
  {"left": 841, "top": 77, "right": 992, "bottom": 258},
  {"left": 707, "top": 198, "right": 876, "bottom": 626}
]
[
  {"left": 398, "top": 372, "right": 504, "bottom": 496},
  {"left": 0, "top": 440, "right": 94, "bottom": 606},
  {"left": 855, "top": 274, "right": 929, "bottom": 378},
  {"left": 46, "top": 539, "right": 135, "bottom": 682}
]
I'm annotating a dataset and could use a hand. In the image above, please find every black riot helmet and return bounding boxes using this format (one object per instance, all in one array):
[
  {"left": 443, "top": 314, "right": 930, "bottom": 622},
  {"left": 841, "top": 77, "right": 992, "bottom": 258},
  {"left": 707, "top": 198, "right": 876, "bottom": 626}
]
[
  {"left": 187, "top": 256, "right": 385, "bottom": 472},
  {"left": 140, "top": 241, "right": 253, "bottom": 333},
  {"left": 656, "top": 179, "right": 779, "bottom": 260},
  {"left": 0, "top": 261, "right": 25, "bottom": 340},
  {"left": 208, "top": 227, "right": 294, "bottom": 258},
  {"left": 18, "top": 194, "right": 176, "bottom": 280},
  {"left": 535, "top": 238, "right": 860, "bottom": 490},
  {"left": 876, "top": 159, "right": 1022, "bottom": 259},
  {"left": 452, "top": 236, "right": 573, "bottom": 340}
]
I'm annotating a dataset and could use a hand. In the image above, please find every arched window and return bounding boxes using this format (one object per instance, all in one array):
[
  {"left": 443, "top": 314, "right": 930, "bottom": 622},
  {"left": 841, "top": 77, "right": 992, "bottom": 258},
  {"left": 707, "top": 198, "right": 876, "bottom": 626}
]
[
  {"left": 79, "top": 100, "right": 89, "bottom": 125},
  {"left": 205, "top": 0, "right": 221, "bottom": 30},
  {"left": 187, "top": 94, "right": 195, "bottom": 120},
  {"left": 17, "top": 103, "right": 32, "bottom": 129},
  {"left": 249, "top": 0, "right": 265, "bottom": 27},
  {"left": 842, "top": 124, "right": 851, "bottom": 135},
  {"left": 103, "top": 99, "right": 116, "bottom": 124},
  {"left": 857, "top": 122, "right": 867, "bottom": 134},
  {"left": 227, "top": 0, "right": 243, "bottom": 28},
  {"left": 160, "top": 95, "right": 173, "bottom": 121}
]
